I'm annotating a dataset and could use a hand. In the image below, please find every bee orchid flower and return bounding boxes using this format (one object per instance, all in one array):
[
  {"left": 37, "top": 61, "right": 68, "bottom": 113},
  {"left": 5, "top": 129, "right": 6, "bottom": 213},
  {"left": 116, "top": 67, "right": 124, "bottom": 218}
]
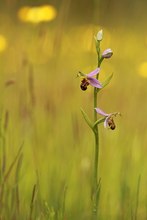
[
  {"left": 78, "top": 68, "right": 102, "bottom": 91},
  {"left": 95, "top": 107, "right": 120, "bottom": 130}
]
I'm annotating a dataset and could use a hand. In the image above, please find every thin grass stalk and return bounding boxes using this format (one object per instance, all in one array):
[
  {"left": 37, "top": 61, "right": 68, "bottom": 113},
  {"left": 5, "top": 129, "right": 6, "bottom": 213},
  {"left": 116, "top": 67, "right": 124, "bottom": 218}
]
[
  {"left": 61, "top": 184, "right": 67, "bottom": 220},
  {"left": 15, "top": 153, "right": 23, "bottom": 215},
  {"left": 28, "top": 64, "right": 36, "bottom": 108},
  {"left": 0, "top": 115, "right": 6, "bottom": 177},
  {"left": 0, "top": 143, "right": 23, "bottom": 208},
  {"left": 3, "top": 143, "right": 23, "bottom": 183},
  {"left": 0, "top": 110, "right": 10, "bottom": 211},
  {"left": 2, "top": 110, "right": 9, "bottom": 175},
  {"left": 29, "top": 184, "right": 37, "bottom": 220},
  {"left": 134, "top": 175, "right": 141, "bottom": 220}
]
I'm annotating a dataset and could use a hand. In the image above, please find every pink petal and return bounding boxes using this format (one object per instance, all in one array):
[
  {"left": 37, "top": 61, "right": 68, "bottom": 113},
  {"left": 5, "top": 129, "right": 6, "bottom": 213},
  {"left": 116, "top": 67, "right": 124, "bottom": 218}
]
[
  {"left": 88, "top": 77, "right": 102, "bottom": 88},
  {"left": 86, "top": 68, "right": 100, "bottom": 77},
  {"left": 95, "top": 108, "right": 110, "bottom": 117},
  {"left": 104, "top": 117, "right": 109, "bottom": 128}
]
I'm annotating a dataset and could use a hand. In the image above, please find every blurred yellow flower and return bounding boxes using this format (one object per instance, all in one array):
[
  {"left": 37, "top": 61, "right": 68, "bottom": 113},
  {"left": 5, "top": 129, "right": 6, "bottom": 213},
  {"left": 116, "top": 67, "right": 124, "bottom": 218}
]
[
  {"left": 138, "top": 62, "right": 147, "bottom": 78},
  {"left": 0, "top": 35, "right": 7, "bottom": 52},
  {"left": 18, "top": 5, "right": 57, "bottom": 23}
]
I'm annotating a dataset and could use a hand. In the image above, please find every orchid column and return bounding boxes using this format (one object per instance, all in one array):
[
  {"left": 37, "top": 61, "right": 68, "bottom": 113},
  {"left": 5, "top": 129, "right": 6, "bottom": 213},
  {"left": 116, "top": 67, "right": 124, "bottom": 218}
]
[{"left": 78, "top": 29, "right": 119, "bottom": 219}]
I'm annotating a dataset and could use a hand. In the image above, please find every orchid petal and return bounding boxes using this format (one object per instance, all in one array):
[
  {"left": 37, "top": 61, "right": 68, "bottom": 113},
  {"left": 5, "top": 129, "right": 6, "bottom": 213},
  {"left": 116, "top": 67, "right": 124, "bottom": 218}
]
[
  {"left": 104, "top": 117, "right": 109, "bottom": 128},
  {"left": 95, "top": 108, "right": 110, "bottom": 117},
  {"left": 88, "top": 77, "right": 102, "bottom": 88},
  {"left": 86, "top": 68, "right": 100, "bottom": 77}
]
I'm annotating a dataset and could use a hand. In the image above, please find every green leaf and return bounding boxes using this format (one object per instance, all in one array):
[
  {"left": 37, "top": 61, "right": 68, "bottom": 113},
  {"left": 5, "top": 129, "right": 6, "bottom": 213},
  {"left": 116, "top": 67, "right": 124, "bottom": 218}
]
[
  {"left": 94, "top": 37, "right": 100, "bottom": 56},
  {"left": 78, "top": 71, "right": 85, "bottom": 77},
  {"left": 101, "top": 73, "right": 113, "bottom": 89},
  {"left": 93, "top": 117, "right": 105, "bottom": 128},
  {"left": 80, "top": 108, "right": 93, "bottom": 130}
]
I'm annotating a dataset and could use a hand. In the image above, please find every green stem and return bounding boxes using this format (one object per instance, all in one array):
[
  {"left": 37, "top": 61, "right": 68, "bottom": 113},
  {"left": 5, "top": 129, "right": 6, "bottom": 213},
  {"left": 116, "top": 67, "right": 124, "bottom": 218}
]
[
  {"left": 92, "top": 41, "right": 101, "bottom": 220},
  {"left": 92, "top": 87, "right": 99, "bottom": 220}
]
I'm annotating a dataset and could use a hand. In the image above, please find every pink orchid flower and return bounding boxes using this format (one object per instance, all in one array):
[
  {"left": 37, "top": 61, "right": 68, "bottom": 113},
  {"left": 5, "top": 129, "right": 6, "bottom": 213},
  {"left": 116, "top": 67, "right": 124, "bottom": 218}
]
[
  {"left": 95, "top": 107, "right": 120, "bottom": 130},
  {"left": 79, "top": 68, "right": 102, "bottom": 91}
]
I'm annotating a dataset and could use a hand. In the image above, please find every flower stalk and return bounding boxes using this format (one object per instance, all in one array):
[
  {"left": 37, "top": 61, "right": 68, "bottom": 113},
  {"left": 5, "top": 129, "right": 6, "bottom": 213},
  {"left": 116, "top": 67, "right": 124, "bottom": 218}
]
[
  {"left": 92, "top": 41, "right": 102, "bottom": 219},
  {"left": 78, "top": 29, "right": 119, "bottom": 220}
]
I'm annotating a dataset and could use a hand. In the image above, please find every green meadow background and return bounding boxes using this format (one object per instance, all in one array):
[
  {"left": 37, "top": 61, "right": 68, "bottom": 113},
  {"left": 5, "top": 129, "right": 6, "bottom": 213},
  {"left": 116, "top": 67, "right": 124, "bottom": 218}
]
[{"left": 0, "top": 0, "right": 147, "bottom": 219}]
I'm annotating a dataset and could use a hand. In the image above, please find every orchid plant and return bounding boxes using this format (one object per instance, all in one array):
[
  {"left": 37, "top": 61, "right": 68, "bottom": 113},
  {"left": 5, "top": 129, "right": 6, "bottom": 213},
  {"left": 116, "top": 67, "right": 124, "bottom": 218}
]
[{"left": 78, "top": 29, "right": 120, "bottom": 220}]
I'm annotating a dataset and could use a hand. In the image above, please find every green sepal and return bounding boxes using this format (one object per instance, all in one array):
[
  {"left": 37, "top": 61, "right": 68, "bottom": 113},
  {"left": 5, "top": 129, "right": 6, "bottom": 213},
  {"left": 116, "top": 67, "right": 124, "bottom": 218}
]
[
  {"left": 78, "top": 71, "right": 85, "bottom": 77},
  {"left": 93, "top": 117, "right": 105, "bottom": 128},
  {"left": 80, "top": 108, "right": 93, "bottom": 130},
  {"left": 94, "top": 37, "right": 100, "bottom": 57},
  {"left": 101, "top": 73, "right": 113, "bottom": 89}
]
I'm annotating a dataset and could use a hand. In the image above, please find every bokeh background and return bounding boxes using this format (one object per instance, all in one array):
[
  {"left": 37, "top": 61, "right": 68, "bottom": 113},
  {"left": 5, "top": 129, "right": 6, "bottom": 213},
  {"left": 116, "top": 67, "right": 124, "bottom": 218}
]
[{"left": 0, "top": 0, "right": 147, "bottom": 219}]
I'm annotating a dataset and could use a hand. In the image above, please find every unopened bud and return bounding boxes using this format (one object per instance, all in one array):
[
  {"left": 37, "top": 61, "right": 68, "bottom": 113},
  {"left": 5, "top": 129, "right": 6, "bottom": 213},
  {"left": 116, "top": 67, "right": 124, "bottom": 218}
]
[
  {"left": 96, "top": 29, "right": 103, "bottom": 41},
  {"left": 102, "top": 48, "right": 113, "bottom": 59}
]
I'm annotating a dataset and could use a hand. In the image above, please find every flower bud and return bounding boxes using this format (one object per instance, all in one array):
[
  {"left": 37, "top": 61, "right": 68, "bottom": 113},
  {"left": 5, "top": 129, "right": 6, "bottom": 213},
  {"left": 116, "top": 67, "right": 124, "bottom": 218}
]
[
  {"left": 102, "top": 48, "right": 113, "bottom": 59},
  {"left": 96, "top": 29, "right": 103, "bottom": 41}
]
